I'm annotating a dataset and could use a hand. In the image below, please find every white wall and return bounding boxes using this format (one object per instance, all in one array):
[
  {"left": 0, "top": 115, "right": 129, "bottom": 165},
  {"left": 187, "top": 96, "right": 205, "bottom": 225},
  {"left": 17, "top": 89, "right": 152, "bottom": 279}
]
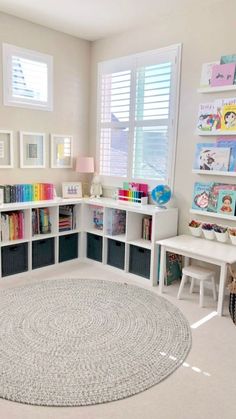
[
  {"left": 0, "top": 12, "right": 91, "bottom": 195},
  {"left": 89, "top": 0, "right": 236, "bottom": 233}
]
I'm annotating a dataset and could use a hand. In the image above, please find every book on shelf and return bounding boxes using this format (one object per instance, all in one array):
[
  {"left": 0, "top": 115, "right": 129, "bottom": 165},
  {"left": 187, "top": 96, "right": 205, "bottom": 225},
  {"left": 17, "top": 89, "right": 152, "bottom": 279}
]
[
  {"left": 197, "top": 102, "right": 221, "bottom": 132},
  {"left": 216, "top": 189, "right": 236, "bottom": 216},
  {"left": 216, "top": 136, "right": 236, "bottom": 171},
  {"left": 193, "top": 143, "right": 230, "bottom": 171},
  {"left": 59, "top": 205, "right": 76, "bottom": 232},
  {"left": 220, "top": 54, "right": 236, "bottom": 84},
  {"left": 192, "top": 182, "right": 212, "bottom": 211},
  {"left": 207, "top": 183, "right": 236, "bottom": 213},
  {"left": 199, "top": 61, "right": 220, "bottom": 87},
  {"left": 92, "top": 206, "right": 103, "bottom": 230},
  {"left": 1, "top": 211, "right": 24, "bottom": 242},
  {"left": 142, "top": 216, "right": 152, "bottom": 241},
  {"left": 211, "top": 63, "right": 236, "bottom": 87},
  {"left": 32, "top": 208, "right": 51, "bottom": 235},
  {"left": 0, "top": 183, "right": 54, "bottom": 204},
  {"left": 106, "top": 209, "right": 126, "bottom": 236},
  {"left": 221, "top": 104, "right": 236, "bottom": 131}
]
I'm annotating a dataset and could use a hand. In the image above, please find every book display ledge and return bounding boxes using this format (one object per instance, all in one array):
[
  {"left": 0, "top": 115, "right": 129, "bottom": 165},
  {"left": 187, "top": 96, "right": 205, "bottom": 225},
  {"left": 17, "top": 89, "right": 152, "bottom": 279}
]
[{"left": 0, "top": 198, "right": 178, "bottom": 285}]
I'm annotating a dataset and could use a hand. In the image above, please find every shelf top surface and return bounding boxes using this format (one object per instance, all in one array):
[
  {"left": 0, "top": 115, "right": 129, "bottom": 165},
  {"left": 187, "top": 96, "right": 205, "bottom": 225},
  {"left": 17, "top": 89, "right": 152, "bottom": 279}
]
[
  {"left": 157, "top": 234, "right": 236, "bottom": 263},
  {"left": 0, "top": 197, "right": 178, "bottom": 215}
]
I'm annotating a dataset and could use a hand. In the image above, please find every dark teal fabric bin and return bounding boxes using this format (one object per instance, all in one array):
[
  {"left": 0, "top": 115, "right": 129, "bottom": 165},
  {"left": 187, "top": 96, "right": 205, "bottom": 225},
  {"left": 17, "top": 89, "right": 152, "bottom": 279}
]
[
  {"left": 59, "top": 233, "right": 78, "bottom": 262},
  {"left": 32, "top": 237, "right": 55, "bottom": 269},
  {"left": 107, "top": 239, "right": 125, "bottom": 269},
  {"left": 129, "top": 245, "right": 150, "bottom": 279},
  {"left": 87, "top": 233, "right": 102, "bottom": 262},
  {"left": 2, "top": 243, "right": 28, "bottom": 277}
]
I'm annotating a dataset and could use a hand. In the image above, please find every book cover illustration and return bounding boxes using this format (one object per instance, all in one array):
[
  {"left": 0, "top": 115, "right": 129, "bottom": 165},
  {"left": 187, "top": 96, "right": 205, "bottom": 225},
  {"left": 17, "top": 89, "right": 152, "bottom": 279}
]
[
  {"left": 221, "top": 104, "right": 236, "bottom": 130},
  {"left": 192, "top": 182, "right": 212, "bottom": 211},
  {"left": 208, "top": 183, "right": 236, "bottom": 212},
  {"left": 211, "top": 63, "right": 236, "bottom": 87},
  {"left": 197, "top": 103, "right": 221, "bottom": 132},
  {"left": 200, "top": 61, "right": 220, "bottom": 87},
  {"left": 216, "top": 137, "right": 236, "bottom": 171},
  {"left": 220, "top": 54, "right": 236, "bottom": 83},
  {"left": 217, "top": 189, "right": 236, "bottom": 216},
  {"left": 193, "top": 144, "right": 230, "bottom": 171}
]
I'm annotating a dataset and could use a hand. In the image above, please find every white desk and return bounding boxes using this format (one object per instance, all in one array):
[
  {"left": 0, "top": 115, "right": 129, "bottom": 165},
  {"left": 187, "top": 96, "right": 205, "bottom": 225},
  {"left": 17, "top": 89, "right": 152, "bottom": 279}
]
[{"left": 157, "top": 235, "right": 236, "bottom": 316}]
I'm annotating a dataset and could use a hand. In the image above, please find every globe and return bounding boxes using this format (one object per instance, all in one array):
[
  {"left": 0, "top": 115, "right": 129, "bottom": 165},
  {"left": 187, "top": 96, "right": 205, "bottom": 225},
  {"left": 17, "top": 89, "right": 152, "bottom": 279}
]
[{"left": 151, "top": 184, "right": 171, "bottom": 207}]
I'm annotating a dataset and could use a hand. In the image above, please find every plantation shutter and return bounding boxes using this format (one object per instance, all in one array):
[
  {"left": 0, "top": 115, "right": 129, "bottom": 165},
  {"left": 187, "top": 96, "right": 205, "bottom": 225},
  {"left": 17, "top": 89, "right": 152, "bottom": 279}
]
[{"left": 97, "top": 45, "right": 180, "bottom": 186}]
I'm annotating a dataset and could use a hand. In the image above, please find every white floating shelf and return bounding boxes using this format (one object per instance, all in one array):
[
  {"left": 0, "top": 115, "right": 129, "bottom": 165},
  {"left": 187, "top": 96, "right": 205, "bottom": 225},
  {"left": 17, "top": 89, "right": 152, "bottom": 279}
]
[
  {"left": 192, "top": 169, "right": 236, "bottom": 176},
  {"left": 196, "top": 130, "right": 236, "bottom": 136},
  {"left": 197, "top": 85, "right": 236, "bottom": 93},
  {"left": 190, "top": 209, "right": 236, "bottom": 221}
]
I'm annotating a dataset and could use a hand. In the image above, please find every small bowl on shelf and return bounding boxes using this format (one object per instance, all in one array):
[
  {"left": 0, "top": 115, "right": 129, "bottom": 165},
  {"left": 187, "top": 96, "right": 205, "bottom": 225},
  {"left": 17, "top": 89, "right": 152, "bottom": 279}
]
[
  {"left": 202, "top": 223, "right": 215, "bottom": 240},
  {"left": 228, "top": 228, "right": 236, "bottom": 245},
  {"left": 213, "top": 225, "right": 228, "bottom": 243},
  {"left": 188, "top": 220, "right": 202, "bottom": 237}
]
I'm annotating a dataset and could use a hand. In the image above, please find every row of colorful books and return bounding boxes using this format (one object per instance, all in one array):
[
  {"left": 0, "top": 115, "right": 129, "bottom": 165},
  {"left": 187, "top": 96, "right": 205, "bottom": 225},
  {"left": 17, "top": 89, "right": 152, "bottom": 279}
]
[
  {"left": 32, "top": 208, "right": 51, "bottom": 235},
  {"left": 118, "top": 182, "right": 148, "bottom": 203},
  {"left": 200, "top": 54, "right": 236, "bottom": 88},
  {"left": 0, "top": 183, "right": 54, "bottom": 204},
  {"left": 192, "top": 182, "right": 236, "bottom": 216},
  {"left": 1, "top": 211, "right": 25, "bottom": 241},
  {"left": 59, "top": 205, "right": 76, "bottom": 232},
  {"left": 197, "top": 98, "right": 236, "bottom": 133},
  {"left": 193, "top": 137, "right": 236, "bottom": 172},
  {"left": 142, "top": 216, "right": 152, "bottom": 241}
]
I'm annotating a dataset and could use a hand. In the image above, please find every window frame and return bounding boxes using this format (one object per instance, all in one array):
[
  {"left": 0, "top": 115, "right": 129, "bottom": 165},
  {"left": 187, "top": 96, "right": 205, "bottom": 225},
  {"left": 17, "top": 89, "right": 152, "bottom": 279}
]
[
  {"left": 2, "top": 43, "right": 53, "bottom": 111},
  {"left": 96, "top": 44, "right": 182, "bottom": 190}
]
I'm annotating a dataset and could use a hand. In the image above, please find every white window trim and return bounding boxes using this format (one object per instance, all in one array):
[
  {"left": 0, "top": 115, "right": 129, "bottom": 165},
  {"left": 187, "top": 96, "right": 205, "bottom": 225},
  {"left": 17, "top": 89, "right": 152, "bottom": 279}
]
[
  {"left": 96, "top": 43, "right": 182, "bottom": 191},
  {"left": 2, "top": 43, "right": 53, "bottom": 111}
]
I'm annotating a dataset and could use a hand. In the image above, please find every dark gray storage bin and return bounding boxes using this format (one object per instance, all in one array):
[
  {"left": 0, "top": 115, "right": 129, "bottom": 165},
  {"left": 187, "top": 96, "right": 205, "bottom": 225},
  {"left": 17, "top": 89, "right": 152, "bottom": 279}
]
[
  {"left": 2, "top": 243, "right": 28, "bottom": 277},
  {"left": 129, "top": 245, "right": 150, "bottom": 279},
  {"left": 59, "top": 233, "right": 78, "bottom": 262},
  {"left": 87, "top": 233, "right": 102, "bottom": 262},
  {"left": 32, "top": 237, "right": 55, "bottom": 269},
  {"left": 107, "top": 239, "right": 125, "bottom": 269}
]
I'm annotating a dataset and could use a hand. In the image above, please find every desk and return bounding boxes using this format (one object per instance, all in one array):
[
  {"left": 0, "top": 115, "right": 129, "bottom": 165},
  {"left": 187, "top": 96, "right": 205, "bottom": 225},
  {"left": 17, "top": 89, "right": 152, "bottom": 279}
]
[{"left": 157, "top": 235, "right": 236, "bottom": 316}]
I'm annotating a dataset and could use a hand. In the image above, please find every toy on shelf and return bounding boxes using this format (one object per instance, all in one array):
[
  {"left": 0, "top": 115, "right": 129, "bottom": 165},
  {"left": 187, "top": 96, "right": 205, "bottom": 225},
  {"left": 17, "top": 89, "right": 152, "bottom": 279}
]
[
  {"left": 151, "top": 184, "right": 171, "bottom": 208},
  {"left": 92, "top": 205, "right": 104, "bottom": 230},
  {"left": 118, "top": 182, "right": 148, "bottom": 204}
]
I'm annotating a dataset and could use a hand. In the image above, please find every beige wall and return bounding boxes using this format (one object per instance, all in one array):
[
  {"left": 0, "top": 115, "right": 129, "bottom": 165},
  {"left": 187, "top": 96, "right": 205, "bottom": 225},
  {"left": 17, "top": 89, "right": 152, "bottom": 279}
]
[
  {"left": 0, "top": 12, "right": 91, "bottom": 195},
  {"left": 89, "top": 0, "right": 236, "bottom": 233}
]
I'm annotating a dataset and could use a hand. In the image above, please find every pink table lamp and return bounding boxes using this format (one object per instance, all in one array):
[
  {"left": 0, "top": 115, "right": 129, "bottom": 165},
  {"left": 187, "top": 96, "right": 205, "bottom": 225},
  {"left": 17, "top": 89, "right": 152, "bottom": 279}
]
[{"left": 75, "top": 156, "right": 94, "bottom": 196}]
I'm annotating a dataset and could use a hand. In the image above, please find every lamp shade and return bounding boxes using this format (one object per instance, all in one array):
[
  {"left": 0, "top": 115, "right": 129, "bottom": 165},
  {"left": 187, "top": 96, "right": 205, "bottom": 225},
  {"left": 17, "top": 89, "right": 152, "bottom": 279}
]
[{"left": 75, "top": 156, "right": 94, "bottom": 173}]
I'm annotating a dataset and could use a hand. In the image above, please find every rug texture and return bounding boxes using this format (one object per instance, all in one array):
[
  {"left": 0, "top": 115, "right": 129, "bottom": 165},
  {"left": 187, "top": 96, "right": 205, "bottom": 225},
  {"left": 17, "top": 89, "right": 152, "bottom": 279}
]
[{"left": 0, "top": 279, "right": 191, "bottom": 406}]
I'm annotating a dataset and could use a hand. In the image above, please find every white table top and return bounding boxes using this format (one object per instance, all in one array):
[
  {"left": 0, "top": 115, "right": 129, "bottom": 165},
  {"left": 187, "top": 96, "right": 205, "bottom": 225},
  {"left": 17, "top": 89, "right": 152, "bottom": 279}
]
[{"left": 157, "top": 234, "right": 236, "bottom": 264}]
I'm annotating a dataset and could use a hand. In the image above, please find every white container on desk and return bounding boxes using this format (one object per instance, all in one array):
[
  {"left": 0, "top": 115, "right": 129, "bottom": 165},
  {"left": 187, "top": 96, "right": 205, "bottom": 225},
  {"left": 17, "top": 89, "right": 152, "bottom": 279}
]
[{"left": 203, "top": 229, "right": 215, "bottom": 240}]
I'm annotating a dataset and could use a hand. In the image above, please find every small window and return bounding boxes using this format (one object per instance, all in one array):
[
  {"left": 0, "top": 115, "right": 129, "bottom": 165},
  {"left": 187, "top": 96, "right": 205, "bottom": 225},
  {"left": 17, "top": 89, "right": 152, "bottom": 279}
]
[{"left": 2, "top": 43, "right": 53, "bottom": 111}]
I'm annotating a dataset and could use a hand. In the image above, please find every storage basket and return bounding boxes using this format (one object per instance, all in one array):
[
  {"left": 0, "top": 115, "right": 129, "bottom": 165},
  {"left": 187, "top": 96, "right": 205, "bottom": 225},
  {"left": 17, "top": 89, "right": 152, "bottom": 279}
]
[{"left": 228, "top": 265, "right": 236, "bottom": 325}]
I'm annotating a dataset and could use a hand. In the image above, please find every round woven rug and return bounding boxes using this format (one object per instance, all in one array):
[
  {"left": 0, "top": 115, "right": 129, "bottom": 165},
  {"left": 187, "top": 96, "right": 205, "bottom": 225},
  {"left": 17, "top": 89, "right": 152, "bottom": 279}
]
[{"left": 0, "top": 278, "right": 191, "bottom": 406}]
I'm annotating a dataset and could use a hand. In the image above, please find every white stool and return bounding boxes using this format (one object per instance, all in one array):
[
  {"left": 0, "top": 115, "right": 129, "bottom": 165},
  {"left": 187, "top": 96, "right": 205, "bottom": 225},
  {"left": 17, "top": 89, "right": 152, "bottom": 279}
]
[{"left": 177, "top": 265, "right": 217, "bottom": 308}]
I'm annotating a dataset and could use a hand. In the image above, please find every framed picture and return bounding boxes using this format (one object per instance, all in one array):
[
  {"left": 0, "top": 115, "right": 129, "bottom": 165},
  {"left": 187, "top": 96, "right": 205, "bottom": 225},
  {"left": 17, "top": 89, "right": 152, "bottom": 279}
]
[
  {"left": 0, "top": 130, "right": 13, "bottom": 168},
  {"left": 20, "top": 131, "right": 46, "bottom": 168},
  {"left": 62, "top": 182, "right": 82, "bottom": 199},
  {"left": 50, "top": 134, "right": 73, "bottom": 168}
]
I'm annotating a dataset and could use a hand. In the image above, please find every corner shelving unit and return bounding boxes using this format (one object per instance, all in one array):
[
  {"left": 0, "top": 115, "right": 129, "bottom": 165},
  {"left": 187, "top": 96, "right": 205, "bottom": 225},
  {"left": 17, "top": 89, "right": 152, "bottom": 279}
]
[{"left": 0, "top": 197, "right": 178, "bottom": 286}]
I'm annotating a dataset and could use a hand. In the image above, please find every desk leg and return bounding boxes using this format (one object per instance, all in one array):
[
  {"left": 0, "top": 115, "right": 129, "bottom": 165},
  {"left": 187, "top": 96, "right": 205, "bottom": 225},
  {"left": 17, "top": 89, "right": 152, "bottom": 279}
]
[
  {"left": 217, "top": 263, "right": 227, "bottom": 316},
  {"left": 159, "top": 246, "right": 166, "bottom": 294}
]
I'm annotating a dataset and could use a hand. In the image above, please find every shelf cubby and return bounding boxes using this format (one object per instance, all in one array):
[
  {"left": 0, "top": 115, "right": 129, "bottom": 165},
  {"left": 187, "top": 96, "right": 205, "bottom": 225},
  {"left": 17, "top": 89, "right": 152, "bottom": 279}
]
[
  {"left": 104, "top": 207, "right": 126, "bottom": 240},
  {"left": 83, "top": 204, "right": 104, "bottom": 235},
  {"left": 126, "top": 211, "right": 152, "bottom": 247},
  {"left": 0, "top": 208, "right": 30, "bottom": 244}
]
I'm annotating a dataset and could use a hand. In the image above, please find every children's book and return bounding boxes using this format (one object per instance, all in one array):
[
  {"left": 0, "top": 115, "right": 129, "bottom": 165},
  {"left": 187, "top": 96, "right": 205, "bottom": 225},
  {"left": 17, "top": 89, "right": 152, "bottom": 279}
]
[
  {"left": 217, "top": 189, "right": 236, "bottom": 216},
  {"left": 207, "top": 183, "right": 236, "bottom": 212},
  {"left": 221, "top": 104, "right": 236, "bottom": 131},
  {"left": 197, "top": 103, "right": 220, "bottom": 132},
  {"left": 192, "top": 182, "right": 212, "bottom": 211},
  {"left": 200, "top": 61, "right": 220, "bottom": 87},
  {"left": 193, "top": 143, "right": 230, "bottom": 171},
  {"left": 220, "top": 54, "right": 236, "bottom": 83},
  {"left": 211, "top": 63, "right": 236, "bottom": 87},
  {"left": 216, "top": 137, "right": 236, "bottom": 171}
]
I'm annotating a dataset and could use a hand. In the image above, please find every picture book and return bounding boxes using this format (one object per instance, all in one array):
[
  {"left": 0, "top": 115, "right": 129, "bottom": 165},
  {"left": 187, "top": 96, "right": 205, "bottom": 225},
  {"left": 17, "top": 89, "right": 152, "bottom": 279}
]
[
  {"left": 192, "top": 182, "right": 212, "bottom": 211},
  {"left": 211, "top": 63, "right": 236, "bottom": 87},
  {"left": 207, "top": 183, "right": 236, "bottom": 212},
  {"left": 193, "top": 144, "right": 230, "bottom": 171},
  {"left": 217, "top": 189, "right": 236, "bottom": 216},
  {"left": 199, "top": 61, "right": 220, "bottom": 87},
  {"left": 216, "top": 137, "right": 236, "bottom": 171},
  {"left": 220, "top": 54, "right": 236, "bottom": 83},
  {"left": 197, "top": 103, "right": 221, "bottom": 132},
  {"left": 221, "top": 104, "right": 236, "bottom": 131}
]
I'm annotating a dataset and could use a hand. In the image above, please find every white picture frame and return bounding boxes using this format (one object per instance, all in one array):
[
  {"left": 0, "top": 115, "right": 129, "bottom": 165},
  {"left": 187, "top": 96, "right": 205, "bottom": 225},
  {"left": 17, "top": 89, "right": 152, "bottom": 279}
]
[
  {"left": 62, "top": 182, "right": 82, "bottom": 199},
  {"left": 50, "top": 134, "right": 73, "bottom": 168},
  {"left": 0, "top": 130, "right": 13, "bottom": 168},
  {"left": 20, "top": 131, "right": 46, "bottom": 168}
]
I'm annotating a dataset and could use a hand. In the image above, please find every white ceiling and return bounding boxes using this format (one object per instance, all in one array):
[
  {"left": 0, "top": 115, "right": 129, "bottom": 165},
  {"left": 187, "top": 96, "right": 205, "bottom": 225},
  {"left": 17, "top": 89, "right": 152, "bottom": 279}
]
[{"left": 0, "top": 0, "right": 222, "bottom": 41}]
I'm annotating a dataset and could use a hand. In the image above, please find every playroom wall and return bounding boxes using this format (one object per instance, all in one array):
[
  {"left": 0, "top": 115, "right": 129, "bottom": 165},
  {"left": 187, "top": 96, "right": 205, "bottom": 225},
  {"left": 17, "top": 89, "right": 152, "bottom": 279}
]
[
  {"left": 89, "top": 0, "right": 236, "bottom": 233},
  {"left": 0, "top": 12, "right": 91, "bottom": 195}
]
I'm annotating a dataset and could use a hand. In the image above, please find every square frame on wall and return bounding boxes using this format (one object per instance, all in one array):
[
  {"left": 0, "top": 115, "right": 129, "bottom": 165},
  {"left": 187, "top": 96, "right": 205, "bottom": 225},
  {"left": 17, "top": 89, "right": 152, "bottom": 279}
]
[
  {"left": 0, "top": 130, "right": 13, "bottom": 168},
  {"left": 20, "top": 131, "right": 46, "bottom": 168},
  {"left": 50, "top": 134, "right": 73, "bottom": 168}
]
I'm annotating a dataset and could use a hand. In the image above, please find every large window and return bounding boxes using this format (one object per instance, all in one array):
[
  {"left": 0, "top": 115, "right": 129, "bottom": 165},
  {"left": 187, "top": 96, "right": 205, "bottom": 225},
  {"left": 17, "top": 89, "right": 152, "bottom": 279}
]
[
  {"left": 2, "top": 43, "right": 53, "bottom": 111},
  {"left": 97, "top": 44, "right": 181, "bottom": 188}
]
